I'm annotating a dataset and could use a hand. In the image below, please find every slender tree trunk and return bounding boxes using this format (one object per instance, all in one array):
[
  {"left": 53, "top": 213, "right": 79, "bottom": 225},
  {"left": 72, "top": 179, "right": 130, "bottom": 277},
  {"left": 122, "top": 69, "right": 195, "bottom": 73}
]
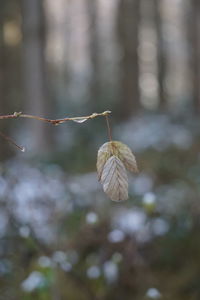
[
  {"left": 189, "top": 0, "right": 200, "bottom": 114},
  {"left": 0, "top": 2, "right": 4, "bottom": 113},
  {"left": 153, "top": 0, "right": 167, "bottom": 109},
  {"left": 21, "top": 0, "right": 51, "bottom": 152},
  {"left": 117, "top": 0, "right": 140, "bottom": 120},
  {"left": 86, "top": 0, "right": 101, "bottom": 112},
  {"left": 0, "top": 0, "right": 14, "bottom": 158}
]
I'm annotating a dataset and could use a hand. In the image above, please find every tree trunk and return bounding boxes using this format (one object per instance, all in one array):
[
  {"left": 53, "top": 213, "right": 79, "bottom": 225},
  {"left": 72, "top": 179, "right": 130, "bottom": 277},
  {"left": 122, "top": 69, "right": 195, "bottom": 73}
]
[
  {"left": 117, "top": 0, "right": 140, "bottom": 120},
  {"left": 86, "top": 0, "right": 101, "bottom": 112},
  {"left": 0, "top": 2, "right": 5, "bottom": 114},
  {"left": 0, "top": 0, "right": 14, "bottom": 159},
  {"left": 189, "top": 0, "right": 200, "bottom": 114},
  {"left": 21, "top": 0, "right": 52, "bottom": 152},
  {"left": 153, "top": 0, "right": 167, "bottom": 110}
]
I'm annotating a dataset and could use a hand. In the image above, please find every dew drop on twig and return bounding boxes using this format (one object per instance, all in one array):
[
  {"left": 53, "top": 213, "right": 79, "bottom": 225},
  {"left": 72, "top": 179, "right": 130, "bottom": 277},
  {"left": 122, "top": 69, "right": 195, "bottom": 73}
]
[{"left": 73, "top": 118, "right": 87, "bottom": 123}]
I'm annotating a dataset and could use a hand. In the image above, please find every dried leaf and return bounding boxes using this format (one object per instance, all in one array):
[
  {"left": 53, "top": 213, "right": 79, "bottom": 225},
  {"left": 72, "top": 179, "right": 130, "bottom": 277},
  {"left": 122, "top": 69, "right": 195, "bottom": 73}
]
[
  {"left": 97, "top": 141, "right": 138, "bottom": 201},
  {"left": 96, "top": 142, "right": 113, "bottom": 181},
  {"left": 97, "top": 141, "right": 138, "bottom": 179},
  {"left": 73, "top": 118, "right": 87, "bottom": 123},
  {"left": 101, "top": 155, "right": 128, "bottom": 202},
  {"left": 111, "top": 141, "right": 138, "bottom": 173}
]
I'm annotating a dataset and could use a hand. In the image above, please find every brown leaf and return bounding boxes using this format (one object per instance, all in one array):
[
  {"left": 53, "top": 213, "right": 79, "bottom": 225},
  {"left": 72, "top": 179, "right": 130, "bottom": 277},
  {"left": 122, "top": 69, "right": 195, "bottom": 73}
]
[
  {"left": 96, "top": 142, "right": 113, "bottom": 181},
  {"left": 111, "top": 141, "right": 138, "bottom": 173},
  {"left": 101, "top": 155, "right": 128, "bottom": 202}
]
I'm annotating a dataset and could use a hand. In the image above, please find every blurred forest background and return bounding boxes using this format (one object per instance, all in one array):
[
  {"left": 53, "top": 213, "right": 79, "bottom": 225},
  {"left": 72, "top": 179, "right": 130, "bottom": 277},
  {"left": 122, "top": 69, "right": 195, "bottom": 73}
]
[{"left": 1, "top": 0, "right": 200, "bottom": 299}]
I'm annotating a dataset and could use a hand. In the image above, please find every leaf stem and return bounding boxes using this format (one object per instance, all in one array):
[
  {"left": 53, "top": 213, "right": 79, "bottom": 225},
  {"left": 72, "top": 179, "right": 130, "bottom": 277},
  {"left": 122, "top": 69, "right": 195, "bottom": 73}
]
[{"left": 105, "top": 114, "right": 112, "bottom": 142}]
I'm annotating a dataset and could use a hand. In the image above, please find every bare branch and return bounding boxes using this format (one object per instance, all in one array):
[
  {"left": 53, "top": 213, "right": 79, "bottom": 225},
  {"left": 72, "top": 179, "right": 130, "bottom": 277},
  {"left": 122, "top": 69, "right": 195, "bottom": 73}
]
[
  {"left": 0, "top": 110, "right": 112, "bottom": 125},
  {"left": 0, "top": 110, "right": 112, "bottom": 151}
]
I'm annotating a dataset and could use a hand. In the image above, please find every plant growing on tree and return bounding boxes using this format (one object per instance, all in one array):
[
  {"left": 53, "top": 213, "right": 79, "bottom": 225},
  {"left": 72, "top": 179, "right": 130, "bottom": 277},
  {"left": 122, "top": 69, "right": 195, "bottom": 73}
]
[{"left": 0, "top": 110, "right": 138, "bottom": 201}]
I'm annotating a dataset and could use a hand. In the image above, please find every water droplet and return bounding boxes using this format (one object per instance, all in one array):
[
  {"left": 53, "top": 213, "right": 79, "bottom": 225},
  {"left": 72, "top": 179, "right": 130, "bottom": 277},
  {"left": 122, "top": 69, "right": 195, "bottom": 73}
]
[{"left": 73, "top": 118, "right": 87, "bottom": 123}]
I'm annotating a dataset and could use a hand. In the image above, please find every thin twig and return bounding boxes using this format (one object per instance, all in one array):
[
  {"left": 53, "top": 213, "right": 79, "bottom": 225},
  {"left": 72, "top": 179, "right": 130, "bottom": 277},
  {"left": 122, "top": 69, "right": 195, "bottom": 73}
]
[
  {"left": 0, "top": 110, "right": 112, "bottom": 125},
  {"left": 0, "top": 110, "right": 112, "bottom": 151},
  {"left": 0, "top": 131, "right": 25, "bottom": 152},
  {"left": 105, "top": 114, "right": 112, "bottom": 142}
]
